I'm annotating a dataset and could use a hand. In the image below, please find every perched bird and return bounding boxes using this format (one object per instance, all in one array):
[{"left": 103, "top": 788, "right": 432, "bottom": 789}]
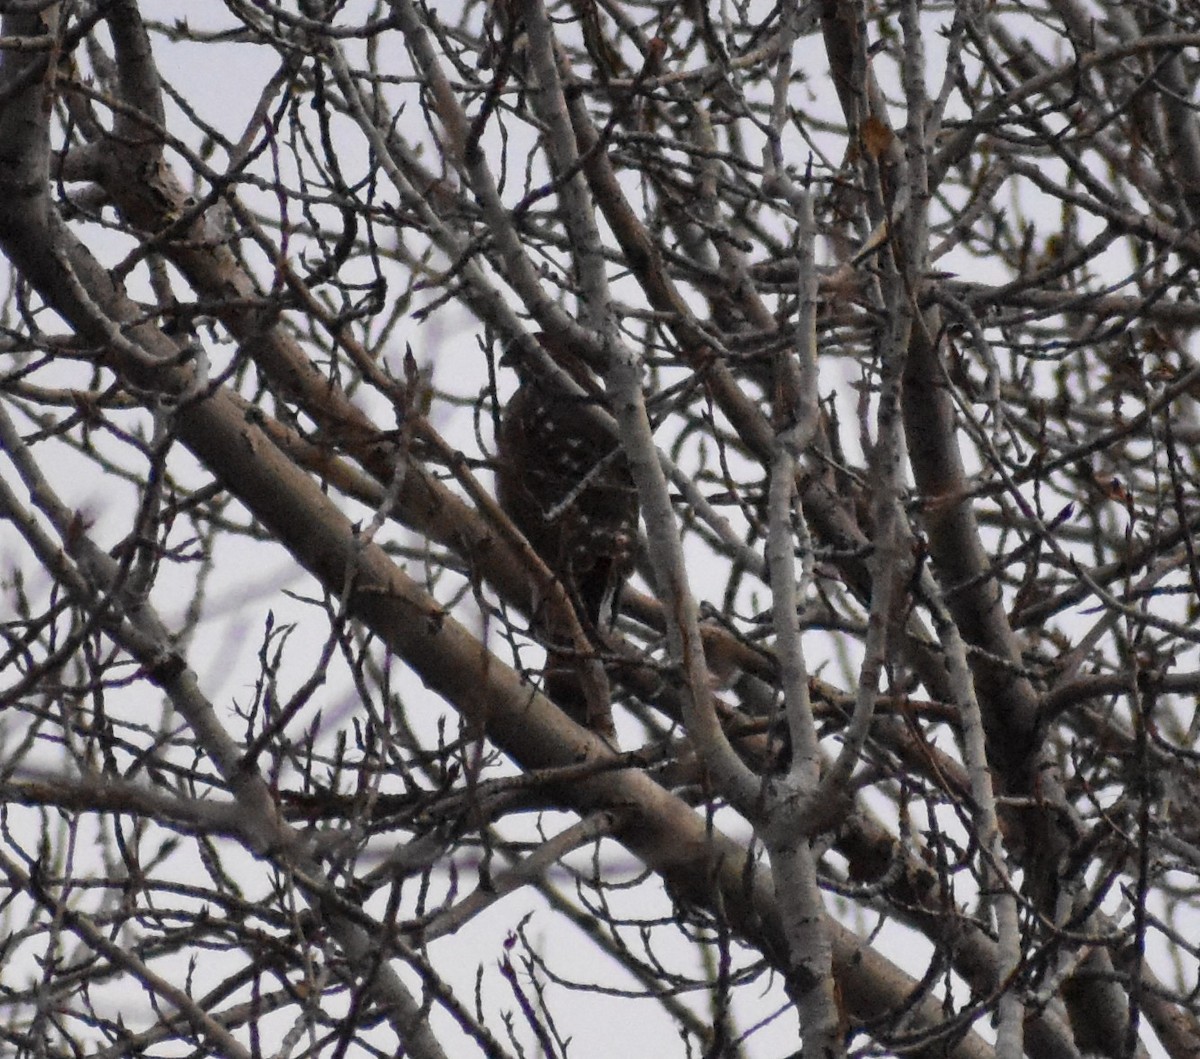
[{"left": 496, "top": 333, "right": 640, "bottom": 724}]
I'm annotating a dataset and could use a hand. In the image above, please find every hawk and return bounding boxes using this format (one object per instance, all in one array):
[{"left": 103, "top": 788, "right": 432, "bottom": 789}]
[{"left": 496, "top": 333, "right": 640, "bottom": 723}]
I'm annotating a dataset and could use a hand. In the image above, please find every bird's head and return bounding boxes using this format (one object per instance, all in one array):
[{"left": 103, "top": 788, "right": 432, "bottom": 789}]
[{"left": 502, "top": 332, "right": 601, "bottom": 392}]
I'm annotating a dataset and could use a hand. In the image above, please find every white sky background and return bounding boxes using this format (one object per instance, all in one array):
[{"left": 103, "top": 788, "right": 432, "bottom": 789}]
[{"left": 1, "top": 0, "right": 1194, "bottom": 1055}]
